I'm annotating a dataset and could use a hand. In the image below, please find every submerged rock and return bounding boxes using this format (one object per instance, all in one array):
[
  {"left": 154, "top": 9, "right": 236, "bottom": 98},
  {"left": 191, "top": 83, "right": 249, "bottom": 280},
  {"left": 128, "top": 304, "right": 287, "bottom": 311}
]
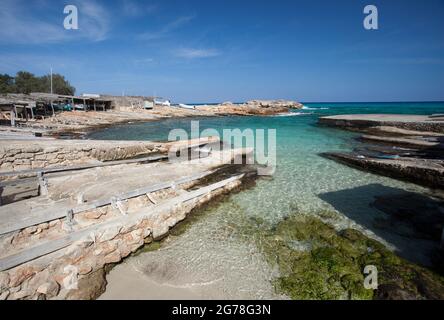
[{"left": 253, "top": 215, "right": 444, "bottom": 300}]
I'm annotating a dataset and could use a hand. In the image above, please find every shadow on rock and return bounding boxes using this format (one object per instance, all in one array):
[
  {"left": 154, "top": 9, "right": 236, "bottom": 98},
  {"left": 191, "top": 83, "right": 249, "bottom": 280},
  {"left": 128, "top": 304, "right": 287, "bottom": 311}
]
[{"left": 318, "top": 183, "right": 444, "bottom": 268}]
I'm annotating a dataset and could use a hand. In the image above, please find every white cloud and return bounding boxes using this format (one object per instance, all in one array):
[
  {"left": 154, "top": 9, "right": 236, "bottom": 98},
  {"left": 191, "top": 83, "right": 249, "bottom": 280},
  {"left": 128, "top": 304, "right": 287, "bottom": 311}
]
[
  {"left": 175, "top": 48, "right": 221, "bottom": 59},
  {"left": 133, "top": 57, "right": 155, "bottom": 66},
  {"left": 122, "top": 0, "right": 157, "bottom": 17},
  {"left": 78, "top": 0, "right": 111, "bottom": 41},
  {"left": 0, "top": 0, "right": 65, "bottom": 43},
  {"left": 138, "top": 15, "right": 195, "bottom": 40},
  {"left": 0, "top": 0, "right": 111, "bottom": 44},
  {"left": 346, "top": 58, "right": 444, "bottom": 65}
]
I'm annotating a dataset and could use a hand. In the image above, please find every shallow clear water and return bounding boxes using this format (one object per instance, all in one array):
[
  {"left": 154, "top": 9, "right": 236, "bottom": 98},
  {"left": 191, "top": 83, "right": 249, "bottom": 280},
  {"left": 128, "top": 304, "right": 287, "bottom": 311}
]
[{"left": 92, "top": 102, "right": 444, "bottom": 299}]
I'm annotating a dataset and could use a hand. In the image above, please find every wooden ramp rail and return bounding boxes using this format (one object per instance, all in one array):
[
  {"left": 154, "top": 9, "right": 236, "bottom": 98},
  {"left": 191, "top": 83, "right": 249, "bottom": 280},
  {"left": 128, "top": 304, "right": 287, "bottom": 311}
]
[
  {"left": 0, "top": 170, "right": 217, "bottom": 236},
  {"left": 0, "top": 174, "right": 244, "bottom": 271}
]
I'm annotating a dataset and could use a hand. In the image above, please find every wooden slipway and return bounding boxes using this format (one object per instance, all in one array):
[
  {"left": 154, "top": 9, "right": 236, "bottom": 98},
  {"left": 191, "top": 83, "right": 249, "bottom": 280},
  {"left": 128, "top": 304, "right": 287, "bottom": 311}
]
[
  {"left": 0, "top": 170, "right": 215, "bottom": 235},
  {"left": 0, "top": 139, "right": 228, "bottom": 235},
  {"left": 0, "top": 174, "right": 244, "bottom": 272}
]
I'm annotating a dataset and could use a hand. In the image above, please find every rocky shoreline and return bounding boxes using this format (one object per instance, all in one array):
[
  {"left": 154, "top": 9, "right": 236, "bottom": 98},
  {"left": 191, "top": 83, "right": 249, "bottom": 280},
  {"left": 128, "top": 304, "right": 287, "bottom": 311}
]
[
  {"left": 5, "top": 98, "right": 302, "bottom": 138},
  {"left": 319, "top": 114, "right": 444, "bottom": 189},
  {"left": 319, "top": 114, "right": 444, "bottom": 134},
  {"left": 317, "top": 113, "right": 444, "bottom": 293}
]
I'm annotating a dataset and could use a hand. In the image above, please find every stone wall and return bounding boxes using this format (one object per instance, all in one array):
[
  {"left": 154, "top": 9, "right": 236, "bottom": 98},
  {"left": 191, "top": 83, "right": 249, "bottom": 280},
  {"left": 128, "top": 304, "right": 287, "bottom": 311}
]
[
  {"left": 0, "top": 141, "right": 165, "bottom": 173},
  {"left": 101, "top": 95, "right": 153, "bottom": 111}
]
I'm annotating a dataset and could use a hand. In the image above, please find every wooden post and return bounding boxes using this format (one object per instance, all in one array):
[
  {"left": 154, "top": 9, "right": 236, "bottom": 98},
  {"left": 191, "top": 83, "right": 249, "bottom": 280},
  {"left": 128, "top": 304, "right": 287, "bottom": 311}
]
[
  {"left": 77, "top": 193, "right": 84, "bottom": 204},
  {"left": 63, "top": 209, "right": 75, "bottom": 232},
  {"left": 37, "top": 172, "right": 48, "bottom": 196},
  {"left": 146, "top": 193, "right": 157, "bottom": 204},
  {"left": 42, "top": 103, "right": 47, "bottom": 117},
  {"left": 111, "top": 197, "right": 127, "bottom": 215},
  {"left": 93, "top": 99, "right": 96, "bottom": 111},
  {"left": 10, "top": 110, "right": 15, "bottom": 127},
  {"left": 29, "top": 105, "right": 34, "bottom": 119},
  {"left": 440, "top": 227, "right": 444, "bottom": 250},
  {"left": 67, "top": 209, "right": 74, "bottom": 223}
]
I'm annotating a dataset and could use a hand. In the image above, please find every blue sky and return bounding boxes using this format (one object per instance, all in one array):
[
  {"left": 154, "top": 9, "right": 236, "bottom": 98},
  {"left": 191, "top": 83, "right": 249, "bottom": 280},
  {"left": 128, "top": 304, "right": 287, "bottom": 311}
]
[{"left": 0, "top": 0, "right": 443, "bottom": 102}]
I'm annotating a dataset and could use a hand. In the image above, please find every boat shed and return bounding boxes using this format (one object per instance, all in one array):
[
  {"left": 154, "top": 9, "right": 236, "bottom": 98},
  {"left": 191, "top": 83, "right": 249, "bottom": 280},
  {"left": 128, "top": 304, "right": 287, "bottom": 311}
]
[
  {"left": 0, "top": 98, "right": 36, "bottom": 126},
  {"left": 0, "top": 93, "right": 114, "bottom": 126},
  {"left": 30, "top": 93, "right": 113, "bottom": 112}
]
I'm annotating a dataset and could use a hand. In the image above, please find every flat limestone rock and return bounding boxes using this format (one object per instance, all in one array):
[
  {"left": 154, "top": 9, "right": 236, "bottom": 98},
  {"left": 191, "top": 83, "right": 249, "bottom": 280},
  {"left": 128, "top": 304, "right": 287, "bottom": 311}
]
[
  {"left": 321, "top": 152, "right": 444, "bottom": 189},
  {"left": 319, "top": 114, "right": 444, "bottom": 133}
]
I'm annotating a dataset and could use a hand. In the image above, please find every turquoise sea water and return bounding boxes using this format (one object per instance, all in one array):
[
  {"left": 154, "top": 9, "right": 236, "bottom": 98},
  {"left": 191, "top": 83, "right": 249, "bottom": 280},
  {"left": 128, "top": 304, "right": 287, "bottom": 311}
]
[{"left": 91, "top": 102, "right": 444, "bottom": 299}]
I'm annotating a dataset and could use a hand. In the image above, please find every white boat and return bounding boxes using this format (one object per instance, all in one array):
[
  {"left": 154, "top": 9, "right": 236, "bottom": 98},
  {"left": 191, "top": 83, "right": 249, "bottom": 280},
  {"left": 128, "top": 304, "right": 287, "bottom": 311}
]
[
  {"left": 178, "top": 103, "right": 195, "bottom": 110},
  {"left": 154, "top": 98, "right": 171, "bottom": 107}
]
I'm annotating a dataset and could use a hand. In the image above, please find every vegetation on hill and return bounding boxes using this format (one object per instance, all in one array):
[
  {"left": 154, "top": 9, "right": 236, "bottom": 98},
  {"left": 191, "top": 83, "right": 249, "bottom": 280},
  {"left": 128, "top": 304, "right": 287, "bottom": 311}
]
[{"left": 0, "top": 71, "right": 75, "bottom": 95}]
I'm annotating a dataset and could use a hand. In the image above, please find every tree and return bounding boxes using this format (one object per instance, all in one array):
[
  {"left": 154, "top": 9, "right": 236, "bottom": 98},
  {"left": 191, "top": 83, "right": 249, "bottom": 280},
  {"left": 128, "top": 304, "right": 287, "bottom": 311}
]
[
  {"left": 41, "top": 74, "right": 76, "bottom": 95},
  {"left": 14, "top": 71, "right": 45, "bottom": 94},
  {"left": 0, "top": 74, "right": 15, "bottom": 93},
  {"left": 0, "top": 71, "right": 76, "bottom": 95}
]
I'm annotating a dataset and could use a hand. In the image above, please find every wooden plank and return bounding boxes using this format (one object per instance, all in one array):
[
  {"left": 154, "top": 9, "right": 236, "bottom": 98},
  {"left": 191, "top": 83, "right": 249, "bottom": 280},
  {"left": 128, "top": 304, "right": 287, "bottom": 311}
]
[
  {"left": 0, "top": 170, "right": 215, "bottom": 235},
  {"left": 71, "top": 169, "right": 215, "bottom": 214},
  {"left": 0, "top": 174, "right": 244, "bottom": 271}
]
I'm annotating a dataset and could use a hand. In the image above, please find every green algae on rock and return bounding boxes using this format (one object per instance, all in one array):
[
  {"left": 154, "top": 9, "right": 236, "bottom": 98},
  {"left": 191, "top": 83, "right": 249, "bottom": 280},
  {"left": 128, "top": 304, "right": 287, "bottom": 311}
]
[{"left": 254, "top": 215, "right": 444, "bottom": 300}]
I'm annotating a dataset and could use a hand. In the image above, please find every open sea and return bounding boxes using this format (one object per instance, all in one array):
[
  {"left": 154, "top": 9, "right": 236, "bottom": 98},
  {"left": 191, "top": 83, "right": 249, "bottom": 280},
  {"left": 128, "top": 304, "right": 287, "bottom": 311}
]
[{"left": 90, "top": 102, "right": 444, "bottom": 299}]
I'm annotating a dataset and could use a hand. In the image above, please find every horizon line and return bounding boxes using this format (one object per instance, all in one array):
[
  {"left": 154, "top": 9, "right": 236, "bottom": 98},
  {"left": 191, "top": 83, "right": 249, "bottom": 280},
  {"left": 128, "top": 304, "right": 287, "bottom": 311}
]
[{"left": 184, "top": 100, "right": 444, "bottom": 105}]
